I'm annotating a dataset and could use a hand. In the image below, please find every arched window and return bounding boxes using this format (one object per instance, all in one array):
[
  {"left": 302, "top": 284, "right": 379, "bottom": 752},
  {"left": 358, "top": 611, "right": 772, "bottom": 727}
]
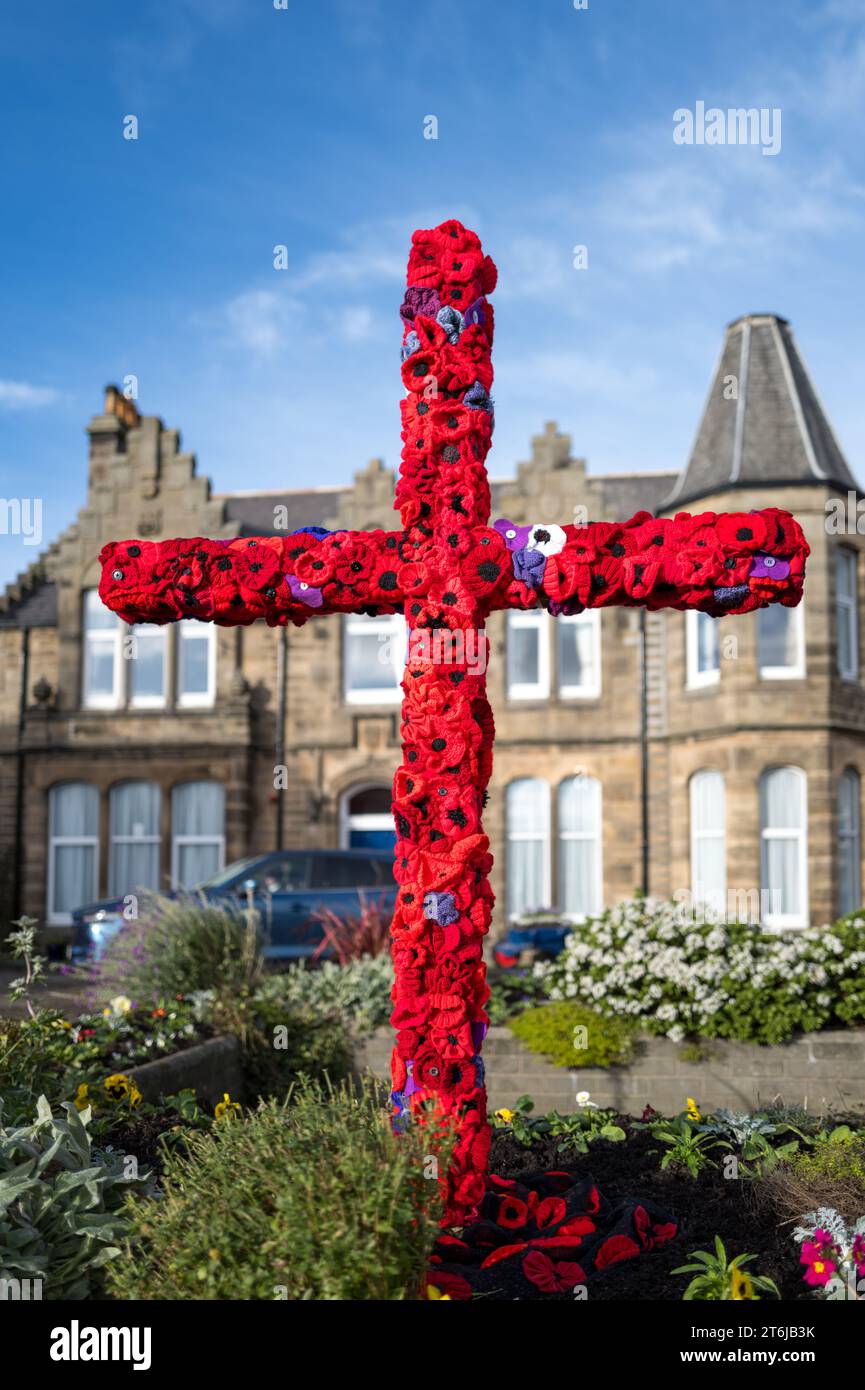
[
  {"left": 109, "top": 781, "right": 161, "bottom": 897},
  {"left": 558, "top": 776, "right": 602, "bottom": 919},
  {"left": 171, "top": 782, "right": 225, "bottom": 887},
  {"left": 506, "top": 778, "right": 551, "bottom": 919},
  {"left": 340, "top": 785, "right": 394, "bottom": 850},
  {"left": 48, "top": 783, "right": 99, "bottom": 923},
  {"left": 760, "top": 767, "right": 808, "bottom": 928},
  {"left": 690, "top": 770, "right": 726, "bottom": 913},
  {"left": 838, "top": 767, "right": 861, "bottom": 917}
]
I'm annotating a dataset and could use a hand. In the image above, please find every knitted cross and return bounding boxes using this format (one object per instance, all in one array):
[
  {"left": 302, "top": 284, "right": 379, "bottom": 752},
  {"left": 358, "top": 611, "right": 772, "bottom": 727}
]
[{"left": 98, "top": 219, "right": 809, "bottom": 1226}]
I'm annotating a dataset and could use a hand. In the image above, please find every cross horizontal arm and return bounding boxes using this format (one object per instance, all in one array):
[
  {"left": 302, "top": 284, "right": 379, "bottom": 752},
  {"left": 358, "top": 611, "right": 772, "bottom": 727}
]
[
  {"left": 486, "top": 507, "right": 809, "bottom": 617},
  {"left": 98, "top": 528, "right": 413, "bottom": 626}
]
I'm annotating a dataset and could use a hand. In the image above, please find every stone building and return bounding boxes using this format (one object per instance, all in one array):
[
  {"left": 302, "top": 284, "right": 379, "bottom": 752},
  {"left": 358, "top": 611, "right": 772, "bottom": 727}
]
[{"left": 1, "top": 314, "right": 862, "bottom": 948}]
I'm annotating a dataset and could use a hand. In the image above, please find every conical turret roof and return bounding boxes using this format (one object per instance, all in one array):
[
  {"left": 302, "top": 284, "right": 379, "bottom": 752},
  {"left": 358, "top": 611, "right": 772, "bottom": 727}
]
[{"left": 665, "top": 314, "right": 858, "bottom": 509}]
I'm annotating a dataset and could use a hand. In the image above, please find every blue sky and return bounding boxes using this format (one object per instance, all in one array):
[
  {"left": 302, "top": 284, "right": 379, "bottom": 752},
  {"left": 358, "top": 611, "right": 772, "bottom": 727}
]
[{"left": 1, "top": 0, "right": 864, "bottom": 586}]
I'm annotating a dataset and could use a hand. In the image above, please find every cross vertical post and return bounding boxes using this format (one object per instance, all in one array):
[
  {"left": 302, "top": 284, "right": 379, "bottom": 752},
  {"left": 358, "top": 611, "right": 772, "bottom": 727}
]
[{"left": 98, "top": 219, "right": 809, "bottom": 1227}]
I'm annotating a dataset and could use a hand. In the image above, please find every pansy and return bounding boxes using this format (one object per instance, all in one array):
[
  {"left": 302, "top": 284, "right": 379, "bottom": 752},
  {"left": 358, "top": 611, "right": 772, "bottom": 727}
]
[
  {"left": 750, "top": 553, "right": 791, "bottom": 581},
  {"left": 287, "top": 574, "right": 323, "bottom": 608},
  {"left": 423, "top": 890, "right": 460, "bottom": 926},
  {"left": 492, "top": 519, "right": 531, "bottom": 550}
]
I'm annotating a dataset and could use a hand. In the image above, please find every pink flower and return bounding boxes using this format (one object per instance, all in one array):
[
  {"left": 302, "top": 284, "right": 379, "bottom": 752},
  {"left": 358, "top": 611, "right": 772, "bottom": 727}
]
[{"left": 800, "top": 1239, "right": 837, "bottom": 1287}]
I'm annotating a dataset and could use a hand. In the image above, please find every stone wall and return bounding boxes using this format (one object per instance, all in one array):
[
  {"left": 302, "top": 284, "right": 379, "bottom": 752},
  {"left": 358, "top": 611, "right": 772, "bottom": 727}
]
[{"left": 354, "top": 1025, "right": 865, "bottom": 1116}]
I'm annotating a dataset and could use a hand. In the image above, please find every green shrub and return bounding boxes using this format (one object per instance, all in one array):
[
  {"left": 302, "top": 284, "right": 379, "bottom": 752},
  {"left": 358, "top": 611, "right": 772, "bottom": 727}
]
[
  {"left": 791, "top": 1129, "right": 865, "bottom": 1196},
  {"left": 217, "top": 993, "right": 353, "bottom": 1100},
  {"left": 259, "top": 955, "right": 393, "bottom": 1038},
  {"left": 106, "top": 1078, "right": 453, "bottom": 1301},
  {"left": 508, "top": 1000, "right": 636, "bottom": 1068},
  {"left": 0, "top": 1096, "right": 153, "bottom": 1299},
  {"left": 92, "top": 893, "right": 263, "bottom": 1006},
  {"left": 535, "top": 896, "right": 865, "bottom": 1045}
]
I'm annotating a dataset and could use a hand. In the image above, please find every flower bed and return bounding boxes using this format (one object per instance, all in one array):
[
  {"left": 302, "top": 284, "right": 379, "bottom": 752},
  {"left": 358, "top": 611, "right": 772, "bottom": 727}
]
[
  {"left": 534, "top": 898, "right": 865, "bottom": 1044},
  {"left": 472, "top": 1100, "right": 865, "bottom": 1301}
]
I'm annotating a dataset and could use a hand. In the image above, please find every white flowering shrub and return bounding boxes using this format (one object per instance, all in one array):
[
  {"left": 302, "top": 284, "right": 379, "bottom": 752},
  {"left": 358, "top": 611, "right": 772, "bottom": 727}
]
[{"left": 534, "top": 899, "right": 865, "bottom": 1044}]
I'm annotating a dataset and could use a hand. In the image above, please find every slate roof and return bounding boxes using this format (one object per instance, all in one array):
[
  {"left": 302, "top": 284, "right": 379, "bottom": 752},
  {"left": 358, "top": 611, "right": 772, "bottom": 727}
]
[{"left": 665, "top": 314, "right": 860, "bottom": 509}]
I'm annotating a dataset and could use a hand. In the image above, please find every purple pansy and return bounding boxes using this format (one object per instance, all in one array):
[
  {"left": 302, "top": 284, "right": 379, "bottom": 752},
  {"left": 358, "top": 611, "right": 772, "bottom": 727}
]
[
  {"left": 463, "top": 297, "right": 487, "bottom": 328},
  {"left": 493, "top": 517, "right": 532, "bottom": 550},
  {"left": 288, "top": 574, "right": 323, "bottom": 608},
  {"left": 423, "top": 890, "right": 459, "bottom": 926},
  {"left": 750, "top": 553, "right": 791, "bottom": 580}
]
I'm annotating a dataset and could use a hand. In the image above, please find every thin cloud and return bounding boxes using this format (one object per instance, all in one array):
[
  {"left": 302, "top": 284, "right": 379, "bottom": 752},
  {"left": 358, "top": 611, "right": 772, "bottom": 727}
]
[{"left": 0, "top": 380, "right": 60, "bottom": 409}]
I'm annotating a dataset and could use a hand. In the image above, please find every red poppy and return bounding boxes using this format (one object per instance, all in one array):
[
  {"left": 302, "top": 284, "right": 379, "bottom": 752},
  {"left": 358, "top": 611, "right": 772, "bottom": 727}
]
[
  {"left": 717, "top": 512, "right": 768, "bottom": 550},
  {"left": 230, "top": 541, "right": 281, "bottom": 592},
  {"left": 594, "top": 1234, "right": 641, "bottom": 1270},
  {"left": 480, "top": 1242, "right": 528, "bottom": 1268},
  {"left": 522, "top": 1251, "right": 586, "bottom": 1293},
  {"left": 633, "top": 1204, "right": 678, "bottom": 1249}
]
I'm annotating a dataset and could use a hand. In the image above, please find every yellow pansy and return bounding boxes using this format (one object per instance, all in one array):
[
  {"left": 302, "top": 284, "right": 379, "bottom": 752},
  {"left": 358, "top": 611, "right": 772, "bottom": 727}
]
[
  {"left": 214, "top": 1092, "right": 241, "bottom": 1121},
  {"left": 426, "top": 1284, "right": 451, "bottom": 1300},
  {"left": 731, "top": 1268, "right": 755, "bottom": 1300},
  {"left": 103, "top": 1072, "right": 142, "bottom": 1107},
  {"left": 685, "top": 1097, "right": 702, "bottom": 1122},
  {"left": 494, "top": 1108, "right": 515, "bottom": 1124},
  {"left": 73, "top": 1082, "right": 90, "bottom": 1112}
]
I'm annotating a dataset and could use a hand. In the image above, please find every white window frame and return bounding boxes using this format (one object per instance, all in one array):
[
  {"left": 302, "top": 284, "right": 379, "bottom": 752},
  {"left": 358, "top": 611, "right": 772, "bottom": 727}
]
[
  {"left": 128, "top": 624, "right": 169, "bottom": 709},
  {"left": 506, "top": 777, "right": 551, "bottom": 919},
  {"left": 836, "top": 547, "right": 859, "bottom": 682},
  {"left": 689, "top": 769, "right": 726, "bottom": 914},
  {"left": 82, "top": 590, "right": 123, "bottom": 710},
  {"left": 838, "top": 766, "right": 861, "bottom": 917},
  {"left": 108, "top": 781, "right": 161, "bottom": 897},
  {"left": 176, "top": 621, "right": 217, "bottom": 709},
  {"left": 758, "top": 602, "right": 805, "bottom": 680},
  {"left": 557, "top": 610, "right": 601, "bottom": 700},
  {"left": 557, "top": 775, "right": 603, "bottom": 921},
  {"left": 47, "top": 783, "right": 100, "bottom": 926},
  {"left": 760, "top": 766, "right": 809, "bottom": 929},
  {"left": 343, "top": 613, "right": 405, "bottom": 706},
  {"left": 170, "top": 782, "right": 225, "bottom": 888},
  {"left": 507, "top": 609, "right": 550, "bottom": 701},
  {"left": 686, "top": 609, "right": 720, "bottom": 689}
]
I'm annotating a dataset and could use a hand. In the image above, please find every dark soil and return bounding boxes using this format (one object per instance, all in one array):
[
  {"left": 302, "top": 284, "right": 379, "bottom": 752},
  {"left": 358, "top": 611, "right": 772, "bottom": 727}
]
[
  {"left": 103, "top": 1110, "right": 196, "bottom": 1175},
  {"left": 487, "top": 1124, "right": 809, "bottom": 1301}
]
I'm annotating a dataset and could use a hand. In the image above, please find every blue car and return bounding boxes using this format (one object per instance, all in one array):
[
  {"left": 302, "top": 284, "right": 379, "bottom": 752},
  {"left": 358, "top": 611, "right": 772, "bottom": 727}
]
[{"left": 70, "top": 848, "right": 397, "bottom": 963}]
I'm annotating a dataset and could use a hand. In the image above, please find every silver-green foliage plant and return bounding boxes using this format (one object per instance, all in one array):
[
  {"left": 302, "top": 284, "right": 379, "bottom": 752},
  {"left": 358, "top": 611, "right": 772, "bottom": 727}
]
[
  {"left": 0, "top": 1096, "right": 153, "bottom": 1299},
  {"left": 258, "top": 955, "right": 394, "bottom": 1038}
]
